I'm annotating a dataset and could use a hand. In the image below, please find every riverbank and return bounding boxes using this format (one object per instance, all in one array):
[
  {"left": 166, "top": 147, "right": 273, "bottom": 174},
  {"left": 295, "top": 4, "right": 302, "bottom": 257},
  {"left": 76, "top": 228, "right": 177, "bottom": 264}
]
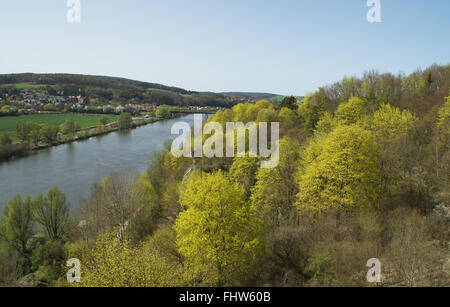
[
  {"left": 0, "top": 114, "right": 199, "bottom": 208},
  {"left": 31, "top": 117, "right": 157, "bottom": 150},
  {"left": 0, "top": 113, "right": 118, "bottom": 139},
  {"left": 0, "top": 115, "right": 178, "bottom": 163}
]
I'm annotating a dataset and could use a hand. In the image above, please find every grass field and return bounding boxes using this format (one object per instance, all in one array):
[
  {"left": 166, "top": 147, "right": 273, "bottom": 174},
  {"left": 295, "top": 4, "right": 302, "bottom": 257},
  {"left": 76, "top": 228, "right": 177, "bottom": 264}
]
[{"left": 0, "top": 114, "right": 117, "bottom": 140}]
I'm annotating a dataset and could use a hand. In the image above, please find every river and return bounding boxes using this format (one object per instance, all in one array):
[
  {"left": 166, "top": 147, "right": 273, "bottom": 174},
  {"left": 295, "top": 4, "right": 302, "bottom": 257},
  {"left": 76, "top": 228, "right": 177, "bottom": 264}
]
[{"left": 0, "top": 114, "right": 201, "bottom": 212}]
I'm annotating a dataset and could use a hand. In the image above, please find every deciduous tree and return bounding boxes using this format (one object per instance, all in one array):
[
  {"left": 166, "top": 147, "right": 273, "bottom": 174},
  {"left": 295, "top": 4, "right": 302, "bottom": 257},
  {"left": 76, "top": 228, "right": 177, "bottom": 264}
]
[
  {"left": 296, "top": 125, "right": 381, "bottom": 215},
  {"left": 33, "top": 187, "right": 69, "bottom": 240},
  {"left": 251, "top": 137, "right": 300, "bottom": 228},
  {"left": 174, "top": 171, "right": 263, "bottom": 286},
  {"left": 0, "top": 195, "right": 35, "bottom": 273}
]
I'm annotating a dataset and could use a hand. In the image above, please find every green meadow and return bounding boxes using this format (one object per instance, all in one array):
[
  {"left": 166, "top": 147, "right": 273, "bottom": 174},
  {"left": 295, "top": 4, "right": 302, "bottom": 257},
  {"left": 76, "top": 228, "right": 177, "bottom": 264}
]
[{"left": 0, "top": 113, "right": 117, "bottom": 140}]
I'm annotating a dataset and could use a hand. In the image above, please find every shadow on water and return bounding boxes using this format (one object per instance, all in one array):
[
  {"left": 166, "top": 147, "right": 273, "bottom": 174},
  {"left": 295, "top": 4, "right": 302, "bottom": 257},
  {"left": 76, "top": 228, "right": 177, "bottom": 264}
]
[{"left": 116, "top": 129, "right": 133, "bottom": 137}]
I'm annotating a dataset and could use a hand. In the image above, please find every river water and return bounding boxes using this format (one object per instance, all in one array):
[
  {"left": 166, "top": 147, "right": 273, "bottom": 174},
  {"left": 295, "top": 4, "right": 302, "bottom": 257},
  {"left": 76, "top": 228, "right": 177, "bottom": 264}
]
[{"left": 0, "top": 114, "right": 200, "bottom": 212}]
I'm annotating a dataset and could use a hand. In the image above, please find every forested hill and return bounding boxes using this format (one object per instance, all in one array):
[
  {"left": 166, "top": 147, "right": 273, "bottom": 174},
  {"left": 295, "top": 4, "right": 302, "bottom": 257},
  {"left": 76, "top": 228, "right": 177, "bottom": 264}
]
[
  {"left": 0, "top": 73, "right": 236, "bottom": 108},
  {"left": 0, "top": 73, "right": 193, "bottom": 94},
  {"left": 220, "top": 92, "right": 280, "bottom": 100}
]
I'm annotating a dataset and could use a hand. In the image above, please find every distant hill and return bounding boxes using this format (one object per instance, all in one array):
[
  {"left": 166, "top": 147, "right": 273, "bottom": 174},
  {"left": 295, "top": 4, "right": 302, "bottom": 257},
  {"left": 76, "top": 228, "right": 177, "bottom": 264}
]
[
  {"left": 0, "top": 73, "right": 304, "bottom": 108},
  {"left": 0, "top": 73, "right": 235, "bottom": 108},
  {"left": 220, "top": 92, "right": 281, "bottom": 101},
  {"left": 0, "top": 73, "right": 193, "bottom": 94}
]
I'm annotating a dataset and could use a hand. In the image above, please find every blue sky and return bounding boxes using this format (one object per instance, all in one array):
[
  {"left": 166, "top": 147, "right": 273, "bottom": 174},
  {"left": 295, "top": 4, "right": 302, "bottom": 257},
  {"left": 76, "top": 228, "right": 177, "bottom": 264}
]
[{"left": 0, "top": 0, "right": 449, "bottom": 95}]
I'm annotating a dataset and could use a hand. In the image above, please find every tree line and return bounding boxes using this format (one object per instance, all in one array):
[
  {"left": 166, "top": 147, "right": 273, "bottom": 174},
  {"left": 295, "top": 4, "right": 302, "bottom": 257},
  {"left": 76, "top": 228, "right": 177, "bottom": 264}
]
[{"left": 0, "top": 113, "right": 134, "bottom": 162}]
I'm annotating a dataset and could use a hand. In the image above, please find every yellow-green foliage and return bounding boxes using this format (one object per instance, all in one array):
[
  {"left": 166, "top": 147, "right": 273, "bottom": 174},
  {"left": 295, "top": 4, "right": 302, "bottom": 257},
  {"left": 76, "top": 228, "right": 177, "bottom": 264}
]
[
  {"left": 229, "top": 157, "right": 260, "bottom": 193},
  {"left": 437, "top": 92, "right": 450, "bottom": 132},
  {"left": 0, "top": 195, "right": 34, "bottom": 257},
  {"left": 402, "top": 73, "right": 426, "bottom": 97},
  {"left": 174, "top": 171, "right": 262, "bottom": 286},
  {"left": 297, "top": 94, "right": 310, "bottom": 118},
  {"left": 64, "top": 240, "right": 87, "bottom": 263},
  {"left": 208, "top": 100, "right": 276, "bottom": 126},
  {"left": 130, "top": 172, "right": 160, "bottom": 221},
  {"left": 255, "top": 99, "right": 273, "bottom": 109},
  {"left": 334, "top": 97, "right": 366, "bottom": 126},
  {"left": 296, "top": 125, "right": 381, "bottom": 215},
  {"left": 230, "top": 103, "right": 250, "bottom": 122},
  {"left": 370, "top": 104, "right": 417, "bottom": 138},
  {"left": 155, "top": 105, "right": 172, "bottom": 119},
  {"left": 245, "top": 104, "right": 260, "bottom": 122},
  {"left": 76, "top": 231, "right": 184, "bottom": 287},
  {"left": 133, "top": 173, "right": 157, "bottom": 201},
  {"left": 315, "top": 112, "right": 335, "bottom": 135},
  {"left": 143, "top": 227, "right": 182, "bottom": 264},
  {"left": 279, "top": 107, "right": 299, "bottom": 128},
  {"left": 210, "top": 109, "right": 234, "bottom": 127},
  {"left": 297, "top": 89, "right": 329, "bottom": 132},
  {"left": 250, "top": 137, "right": 301, "bottom": 227},
  {"left": 256, "top": 108, "right": 278, "bottom": 123}
]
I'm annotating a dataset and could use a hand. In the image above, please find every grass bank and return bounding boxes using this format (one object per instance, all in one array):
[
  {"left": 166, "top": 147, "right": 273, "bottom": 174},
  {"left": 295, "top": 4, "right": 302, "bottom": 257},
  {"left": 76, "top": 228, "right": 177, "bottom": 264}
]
[{"left": 0, "top": 113, "right": 117, "bottom": 140}]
